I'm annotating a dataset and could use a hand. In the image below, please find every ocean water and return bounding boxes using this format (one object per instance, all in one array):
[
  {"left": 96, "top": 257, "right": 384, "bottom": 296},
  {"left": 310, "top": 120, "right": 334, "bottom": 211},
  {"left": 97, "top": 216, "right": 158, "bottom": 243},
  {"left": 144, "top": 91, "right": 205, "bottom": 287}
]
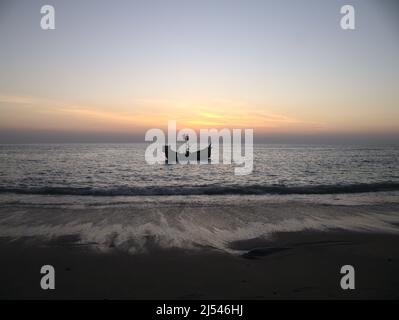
[
  {"left": 0, "top": 143, "right": 399, "bottom": 253},
  {"left": 1, "top": 143, "right": 399, "bottom": 196}
]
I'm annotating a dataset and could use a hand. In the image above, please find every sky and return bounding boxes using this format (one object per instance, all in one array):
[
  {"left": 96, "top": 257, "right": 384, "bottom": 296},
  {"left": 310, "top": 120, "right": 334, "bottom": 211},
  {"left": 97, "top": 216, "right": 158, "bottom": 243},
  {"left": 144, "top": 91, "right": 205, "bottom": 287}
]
[{"left": 0, "top": 0, "right": 398, "bottom": 143}]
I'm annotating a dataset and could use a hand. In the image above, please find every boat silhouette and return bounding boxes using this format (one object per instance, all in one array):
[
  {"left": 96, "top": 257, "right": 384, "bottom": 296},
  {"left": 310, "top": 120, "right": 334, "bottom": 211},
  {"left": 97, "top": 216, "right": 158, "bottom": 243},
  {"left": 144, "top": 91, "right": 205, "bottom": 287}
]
[
  {"left": 163, "top": 135, "right": 211, "bottom": 163},
  {"left": 163, "top": 144, "right": 211, "bottom": 163}
]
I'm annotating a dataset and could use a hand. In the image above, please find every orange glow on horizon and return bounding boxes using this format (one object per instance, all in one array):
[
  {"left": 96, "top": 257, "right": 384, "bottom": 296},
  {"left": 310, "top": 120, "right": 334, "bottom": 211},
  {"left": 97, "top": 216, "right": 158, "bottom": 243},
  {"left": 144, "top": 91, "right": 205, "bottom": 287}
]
[{"left": 1, "top": 94, "right": 398, "bottom": 137}]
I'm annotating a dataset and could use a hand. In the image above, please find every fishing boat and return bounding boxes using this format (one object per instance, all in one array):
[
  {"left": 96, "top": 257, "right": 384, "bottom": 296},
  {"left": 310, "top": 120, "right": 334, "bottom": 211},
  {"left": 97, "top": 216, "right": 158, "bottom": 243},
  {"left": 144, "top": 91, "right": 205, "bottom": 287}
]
[{"left": 163, "top": 135, "right": 211, "bottom": 163}]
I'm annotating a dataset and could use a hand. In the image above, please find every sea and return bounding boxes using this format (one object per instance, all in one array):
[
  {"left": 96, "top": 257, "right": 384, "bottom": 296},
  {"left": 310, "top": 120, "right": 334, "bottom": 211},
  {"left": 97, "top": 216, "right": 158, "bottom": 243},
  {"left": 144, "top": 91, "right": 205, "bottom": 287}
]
[{"left": 1, "top": 143, "right": 399, "bottom": 254}]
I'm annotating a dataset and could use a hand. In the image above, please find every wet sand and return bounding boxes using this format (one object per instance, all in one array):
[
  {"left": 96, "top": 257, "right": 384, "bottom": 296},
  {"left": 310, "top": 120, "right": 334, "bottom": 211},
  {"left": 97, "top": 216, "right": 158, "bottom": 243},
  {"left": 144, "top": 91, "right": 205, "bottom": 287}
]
[{"left": 1, "top": 230, "right": 398, "bottom": 299}]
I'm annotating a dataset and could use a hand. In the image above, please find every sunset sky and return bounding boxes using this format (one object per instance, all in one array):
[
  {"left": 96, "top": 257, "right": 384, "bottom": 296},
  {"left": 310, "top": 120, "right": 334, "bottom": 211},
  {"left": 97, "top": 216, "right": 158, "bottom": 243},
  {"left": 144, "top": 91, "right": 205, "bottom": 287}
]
[{"left": 0, "top": 0, "right": 398, "bottom": 143}]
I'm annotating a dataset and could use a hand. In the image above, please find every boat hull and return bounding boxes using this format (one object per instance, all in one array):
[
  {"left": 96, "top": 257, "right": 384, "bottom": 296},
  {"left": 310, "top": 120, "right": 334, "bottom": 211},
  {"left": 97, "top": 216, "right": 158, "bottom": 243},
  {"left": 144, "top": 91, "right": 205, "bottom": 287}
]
[{"left": 163, "top": 144, "right": 211, "bottom": 163}]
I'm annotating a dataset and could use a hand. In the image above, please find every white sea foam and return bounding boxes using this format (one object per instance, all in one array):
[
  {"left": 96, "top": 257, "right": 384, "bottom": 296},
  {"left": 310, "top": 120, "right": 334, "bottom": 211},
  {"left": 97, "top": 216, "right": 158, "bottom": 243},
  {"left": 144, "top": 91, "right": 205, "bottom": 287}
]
[{"left": 1, "top": 201, "right": 398, "bottom": 254}]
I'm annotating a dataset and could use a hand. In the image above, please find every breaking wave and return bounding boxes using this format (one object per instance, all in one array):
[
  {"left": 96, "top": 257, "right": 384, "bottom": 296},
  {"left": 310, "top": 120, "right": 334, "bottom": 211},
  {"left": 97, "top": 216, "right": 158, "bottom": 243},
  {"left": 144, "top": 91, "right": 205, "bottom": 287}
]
[{"left": 1, "top": 182, "right": 399, "bottom": 196}]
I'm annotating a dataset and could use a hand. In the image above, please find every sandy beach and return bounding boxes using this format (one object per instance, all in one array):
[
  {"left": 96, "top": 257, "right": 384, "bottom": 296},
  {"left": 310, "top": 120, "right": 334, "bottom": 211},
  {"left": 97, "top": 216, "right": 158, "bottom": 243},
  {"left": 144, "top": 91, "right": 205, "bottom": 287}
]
[
  {"left": 1, "top": 192, "right": 399, "bottom": 299},
  {"left": 1, "top": 229, "right": 398, "bottom": 299}
]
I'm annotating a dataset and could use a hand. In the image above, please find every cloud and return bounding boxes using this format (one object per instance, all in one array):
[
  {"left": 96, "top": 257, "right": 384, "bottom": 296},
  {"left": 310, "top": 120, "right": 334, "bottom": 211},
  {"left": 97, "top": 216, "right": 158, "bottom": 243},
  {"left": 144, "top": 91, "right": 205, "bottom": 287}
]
[
  {"left": 0, "top": 95, "right": 45, "bottom": 105},
  {"left": 0, "top": 93, "right": 322, "bottom": 134}
]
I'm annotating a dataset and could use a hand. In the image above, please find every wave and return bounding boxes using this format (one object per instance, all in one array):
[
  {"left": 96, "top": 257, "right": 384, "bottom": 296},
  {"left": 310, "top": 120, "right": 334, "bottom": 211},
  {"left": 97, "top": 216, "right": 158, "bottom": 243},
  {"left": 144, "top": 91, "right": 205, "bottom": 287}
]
[{"left": 1, "top": 182, "right": 399, "bottom": 196}]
